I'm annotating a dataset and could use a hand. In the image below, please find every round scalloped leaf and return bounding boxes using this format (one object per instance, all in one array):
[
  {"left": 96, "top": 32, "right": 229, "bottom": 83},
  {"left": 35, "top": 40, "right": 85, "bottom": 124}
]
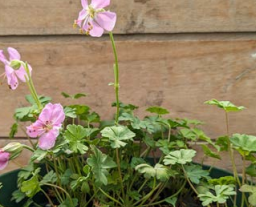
[
  {"left": 146, "top": 106, "right": 169, "bottom": 115},
  {"left": 230, "top": 134, "right": 256, "bottom": 153},
  {"left": 163, "top": 149, "right": 196, "bottom": 165},
  {"left": 204, "top": 99, "right": 245, "bottom": 112}
]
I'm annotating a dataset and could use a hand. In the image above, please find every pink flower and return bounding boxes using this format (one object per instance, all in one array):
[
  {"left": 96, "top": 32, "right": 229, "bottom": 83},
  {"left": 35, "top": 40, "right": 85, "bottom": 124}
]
[
  {"left": 74, "top": 0, "right": 117, "bottom": 37},
  {"left": 0, "top": 149, "right": 10, "bottom": 170},
  {"left": 27, "top": 103, "right": 65, "bottom": 150},
  {"left": 0, "top": 47, "right": 32, "bottom": 90}
]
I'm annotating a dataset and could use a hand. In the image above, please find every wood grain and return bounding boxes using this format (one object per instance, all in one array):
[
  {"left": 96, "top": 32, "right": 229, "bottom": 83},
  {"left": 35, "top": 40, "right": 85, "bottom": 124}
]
[
  {"left": 1, "top": 0, "right": 256, "bottom": 35},
  {"left": 0, "top": 34, "right": 256, "bottom": 140}
]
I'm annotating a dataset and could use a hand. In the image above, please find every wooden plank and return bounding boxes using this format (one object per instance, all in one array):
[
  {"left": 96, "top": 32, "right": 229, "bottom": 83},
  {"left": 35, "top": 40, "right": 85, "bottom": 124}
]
[
  {"left": 0, "top": 34, "right": 256, "bottom": 140},
  {"left": 1, "top": 0, "right": 256, "bottom": 35}
]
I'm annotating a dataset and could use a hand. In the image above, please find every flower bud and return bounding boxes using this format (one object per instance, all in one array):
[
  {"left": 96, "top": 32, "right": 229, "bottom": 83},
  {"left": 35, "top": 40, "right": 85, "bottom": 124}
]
[{"left": 2, "top": 142, "right": 23, "bottom": 159}]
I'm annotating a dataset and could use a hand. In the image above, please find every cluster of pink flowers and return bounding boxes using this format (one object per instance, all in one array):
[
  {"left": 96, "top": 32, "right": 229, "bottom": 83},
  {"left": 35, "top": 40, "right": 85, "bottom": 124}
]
[
  {"left": 0, "top": 47, "right": 32, "bottom": 90},
  {"left": 0, "top": 0, "right": 117, "bottom": 171}
]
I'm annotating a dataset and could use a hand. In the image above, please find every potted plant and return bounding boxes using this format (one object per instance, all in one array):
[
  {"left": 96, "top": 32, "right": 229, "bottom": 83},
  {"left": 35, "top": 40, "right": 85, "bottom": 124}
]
[{"left": 0, "top": 0, "right": 256, "bottom": 207}]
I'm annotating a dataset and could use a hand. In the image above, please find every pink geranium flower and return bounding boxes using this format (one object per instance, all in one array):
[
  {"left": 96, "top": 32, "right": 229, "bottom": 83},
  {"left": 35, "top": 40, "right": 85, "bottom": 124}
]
[
  {"left": 74, "top": 0, "right": 117, "bottom": 37},
  {"left": 0, "top": 47, "right": 32, "bottom": 90},
  {"left": 0, "top": 149, "right": 10, "bottom": 170},
  {"left": 27, "top": 103, "right": 65, "bottom": 150}
]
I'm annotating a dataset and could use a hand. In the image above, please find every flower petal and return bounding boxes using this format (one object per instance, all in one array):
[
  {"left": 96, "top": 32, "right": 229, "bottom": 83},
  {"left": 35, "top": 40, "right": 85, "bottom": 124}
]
[
  {"left": 27, "top": 120, "right": 45, "bottom": 138},
  {"left": 15, "top": 64, "right": 32, "bottom": 82},
  {"left": 95, "top": 11, "right": 116, "bottom": 31},
  {"left": 38, "top": 129, "right": 59, "bottom": 150},
  {"left": 78, "top": 9, "right": 88, "bottom": 21},
  {"left": 0, "top": 151, "right": 10, "bottom": 170},
  {"left": 7, "top": 47, "right": 21, "bottom": 61},
  {"left": 91, "top": 0, "right": 110, "bottom": 9},
  {"left": 50, "top": 103, "right": 65, "bottom": 125},
  {"left": 81, "top": 0, "right": 88, "bottom": 8},
  {"left": 89, "top": 20, "right": 104, "bottom": 37},
  {"left": 0, "top": 50, "right": 7, "bottom": 64},
  {"left": 5, "top": 65, "right": 18, "bottom": 90}
]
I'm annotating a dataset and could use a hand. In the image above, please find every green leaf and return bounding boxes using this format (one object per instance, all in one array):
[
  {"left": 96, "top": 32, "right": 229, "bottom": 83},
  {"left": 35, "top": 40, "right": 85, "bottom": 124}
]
[
  {"left": 21, "top": 175, "right": 40, "bottom": 197},
  {"left": 205, "top": 99, "right": 245, "bottom": 112},
  {"left": 209, "top": 176, "right": 236, "bottom": 185},
  {"left": 9, "top": 123, "right": 18, "bottom": 138},
  {"left": 25, "top": 94, "right": 51, "bottom": 105},
  {"left": 69, "top": 105, "right": 90, "bottom": 116},
  {"left": 130, "top": 157, "right": 146, "bottom": 168},
  {"left": 64, "top": 106, "right": 77, "bottom": 118},
  {"left": 164, "top": 197, "right": 177, "bottom": 206},
  {"left": 180, "top": 128, "right": 197, "bottom": 141},
  {"left": 216, "top": 136, "right": 229, "bottom": 151},
  {"left": 40, "top": 171, "right": 57, "bottom": 185},
  {"left": 64, "top": 125, "right": 89, "bottom": 154},
  {"left": 87, "top": 147, "right": 117, "bottom": 186},
  {"left": 61, "top": 169, "right": 73, "bottom": 185},
  {"left": 101, "top": 126, "right": 135, "bottom": 148},
  {"left": 135, "top": 163, "right": 173, "bottom": 181},
  {"left": 201, "top": 145, "right": 221, "bottom": 160},
  {"left": 240, "top": 185, "right": 256, "bottom": 206},
  {"left": 246, "top": 164, "right": 256, "bottom": 177},
  {"left": 198, "top": 185, "right": 236, "bottom": 206},
  {"left": 59, "top": 198, "right": 78, "bottom": 207},
  {"left": 146, "top": 106, "right": 169, "bottom": 115},
  {"left": 184, "top": 164, "right": 210, "bottom": 184},
  {"left": 11, "top": 189, "right": 26, "bottom": 203},
  {"left": 163, "top": 149, "right": 196, "bottom": 165},
  {"left": 230, "top": 134, "right": 256, "bottom": 154},
  {"left": 31, "top": 149, "right": 48, "bottom": 161},
  {"left": 61, "top": 92, "right": 86, "bottom": 99}
]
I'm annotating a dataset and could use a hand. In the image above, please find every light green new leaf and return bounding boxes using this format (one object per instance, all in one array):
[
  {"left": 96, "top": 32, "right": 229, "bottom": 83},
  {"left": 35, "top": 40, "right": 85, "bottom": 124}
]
[
  {"left": 135, "top": 163, "right": 173, "bottom": 181},
  {"left": 240, "top": 184, "right": 256, "bottom": 206},
  {"left": 21, "top": 175, "right": 41, "bottom": 197},
  {"left": 163, "top": 149, "right": 196, "bottom": 165},
  {"left": 184, "top": 164, "right": 210, "bottom": 184},
  {"left": 87, "top": 147, "right": 117, "bottom": 186},
  {"left": 64, "top": 125, "right": 89, "bottom": 154},
  {"left": 146, "top": 106, "right": 169, "bottom": 115},
  {"left": 230, "top": 134, "right": 256, "bottom": 154},
  {"left": 164, "top": 197, "right": 177, "bottom": 206},
  {"left": 198, "top": 185, "right": 236, "bottom": 206},
  {"left": 101, "top": 126, "right": 135, "bottom": 148},
  {"left": 40, "top": 171, "right": 57, "bottom": 185},
  {"left": 204, "top": 99, "right": 245, "bottom": 112}
]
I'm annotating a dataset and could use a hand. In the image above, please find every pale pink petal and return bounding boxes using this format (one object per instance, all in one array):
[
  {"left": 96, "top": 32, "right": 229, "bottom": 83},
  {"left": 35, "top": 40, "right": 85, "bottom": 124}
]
[
  {"left": 38, "top": 129, "right": 59, "bottom": 150},
  {"left": 27, "top": 120, "right": 45, "bottom": 138},
  {"left": 50, "top": 104, "right": 65, "bottom": 125},
  {"left": 7, "top": 47, "right": 21, "bottom": 61},
  {"left": 39, "top": 103, "right": 54, "bottom": 123},
  {"left": 0, "top": 151, "right": 10, "bottom": 170},
  {"left": 5, "top": 65, "right": 18, "bottom": 90},
  {"left": 89, "top": 21, "right": 104, "bottom": 37},
  {"left": 15, "top": 64, "right": 32, "bottom": 82},
  {"left": 0, "top": 50, "right": 7, "bottom": 64},
  {"left": 81, "top": 0, "right": 88, "bottom": 8},
  {"left": 91, "top": 0, "right": 110, "bottom": 9},
  {"left": 95, "top": 11, "right": 116, "bottom": 31},
  {"left": 78, "top": 9, "right": 88, "bottom": 21}
]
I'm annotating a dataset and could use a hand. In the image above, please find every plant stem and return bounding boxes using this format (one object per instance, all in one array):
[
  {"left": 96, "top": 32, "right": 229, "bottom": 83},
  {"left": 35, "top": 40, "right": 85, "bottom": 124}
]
[
  {"left": 40, "top": 188, "right": 55, "bottom": 207},
  {"left": 109, "top": 32, "right": 120, "bottom": 125},
  {"left": 44, "top": 183, "right": 74, "bottom": 207},
  {"left": 116, "top": 148, "right": 125, "bottom": 197},
  {"left": 99, "top": 188, "right": 123, "bottom": 206},
  {"left": 24, "top": 63, "right": 42, "bottom": 110}
]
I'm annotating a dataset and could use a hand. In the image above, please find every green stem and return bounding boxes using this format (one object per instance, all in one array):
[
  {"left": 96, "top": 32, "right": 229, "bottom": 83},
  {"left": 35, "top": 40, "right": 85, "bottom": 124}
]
[
  {"left": 40, "top": 188, "right": 55, "bottom": 207},
  {"left": 43, "top": 183, "right": 74, "bottom": 207},
  {"left": 142, "top": 180, "right": 186, "bottom": 206},
  {"left": 116, "top": 148, "right": 125, "bottom": 197},
  {"left": 99, "top": 188, "right": 123, "bottom": 206},
  {"left": 109, "top": 32, "right": 120, "bottom": 125},
  {"left": 24, "top": 63, "right": 42, "bottom": 110},
  {"left": 22, "top": 144, "right": 35, "bottom": 152}
]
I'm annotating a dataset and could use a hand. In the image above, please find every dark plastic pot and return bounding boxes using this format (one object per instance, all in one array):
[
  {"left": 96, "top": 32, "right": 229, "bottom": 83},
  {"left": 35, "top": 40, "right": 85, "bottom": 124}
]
[{"left": 0, "top": 165, "right": 245, "bottom": 207}]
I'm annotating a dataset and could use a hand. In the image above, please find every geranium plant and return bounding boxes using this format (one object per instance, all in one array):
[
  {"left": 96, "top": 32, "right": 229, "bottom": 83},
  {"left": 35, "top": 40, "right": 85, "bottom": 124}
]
[{"left": 0, "top": 1, "right": 256, "bottom": 207}]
